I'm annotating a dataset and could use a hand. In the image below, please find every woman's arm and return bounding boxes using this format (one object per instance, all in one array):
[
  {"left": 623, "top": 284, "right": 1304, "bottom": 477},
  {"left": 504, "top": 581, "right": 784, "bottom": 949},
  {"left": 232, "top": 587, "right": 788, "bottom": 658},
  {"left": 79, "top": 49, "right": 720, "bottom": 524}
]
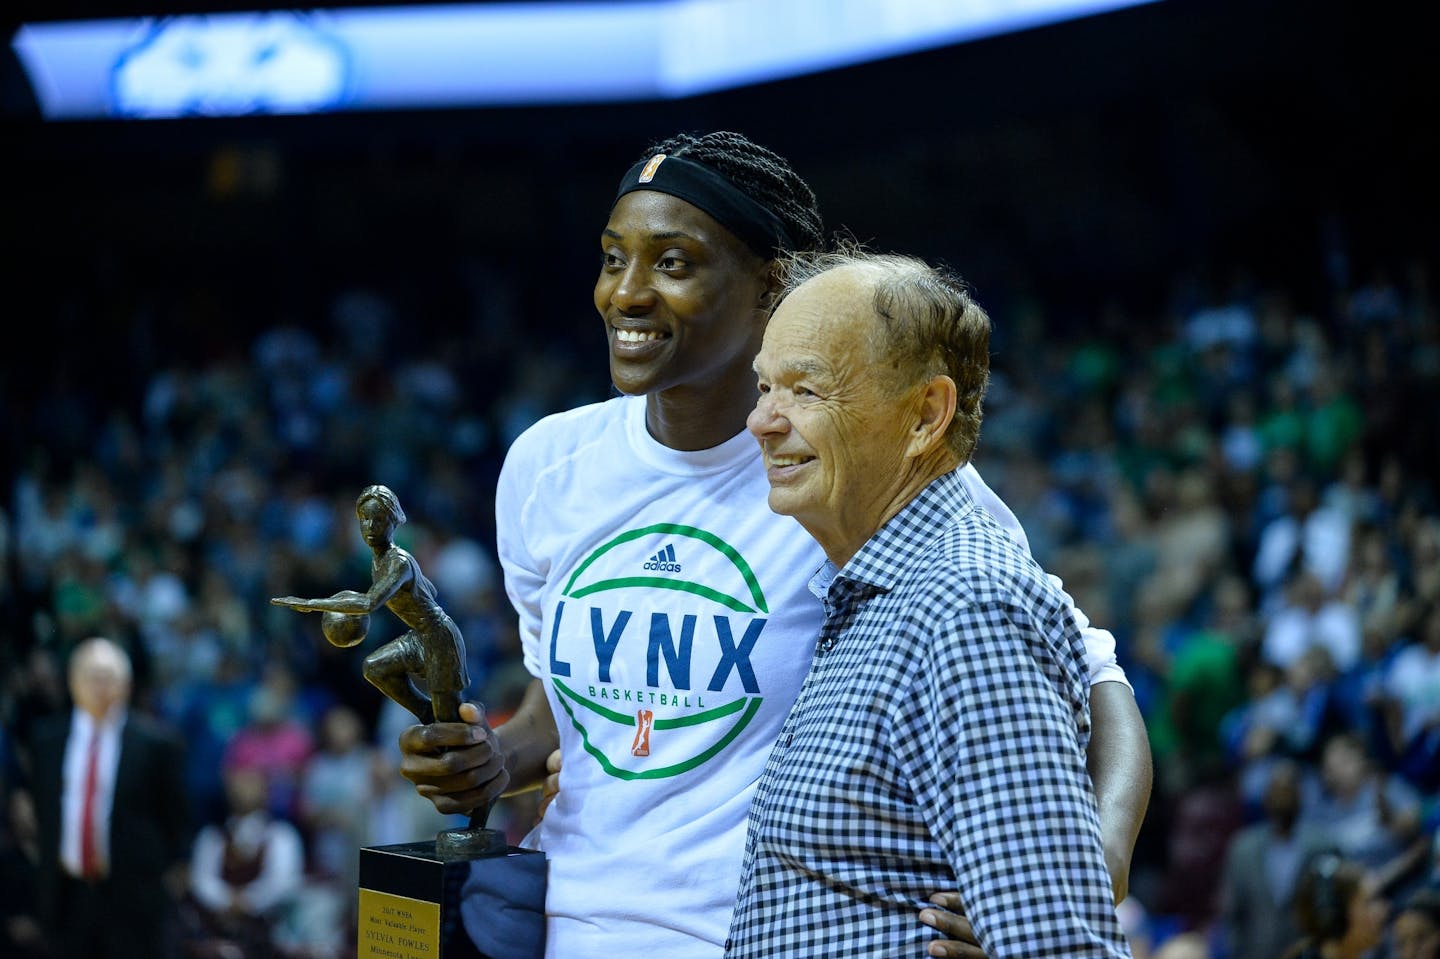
[{"left": 1087, "top": 679, "right": 1153, "bottom": 903}]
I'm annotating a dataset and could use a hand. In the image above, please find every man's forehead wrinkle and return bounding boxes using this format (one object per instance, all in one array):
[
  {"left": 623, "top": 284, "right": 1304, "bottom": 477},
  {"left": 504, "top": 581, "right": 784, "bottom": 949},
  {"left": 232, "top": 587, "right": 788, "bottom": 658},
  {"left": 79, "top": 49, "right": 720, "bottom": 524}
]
[{"left": 757, "top": 352, "right": 829, "bottom": 380}]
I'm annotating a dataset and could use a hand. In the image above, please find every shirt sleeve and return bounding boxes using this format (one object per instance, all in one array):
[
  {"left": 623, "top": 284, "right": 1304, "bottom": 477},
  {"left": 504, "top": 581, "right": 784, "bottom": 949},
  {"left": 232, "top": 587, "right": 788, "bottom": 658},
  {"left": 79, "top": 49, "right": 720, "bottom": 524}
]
[
  {"left": 188, "top": 826, "right": 231, "bottom": 911},
  {"left": 902, "top": 599, "right": 1126, "bottom": 958},
  {"left": 959, "top": 463, "right": 1131, "bottom": 691},
  {"left": 1053, "top": 574, "right": 1130, "bottom": 690},
  {"left": 494, "top": 432, "right": 548, "bottom": 681}
]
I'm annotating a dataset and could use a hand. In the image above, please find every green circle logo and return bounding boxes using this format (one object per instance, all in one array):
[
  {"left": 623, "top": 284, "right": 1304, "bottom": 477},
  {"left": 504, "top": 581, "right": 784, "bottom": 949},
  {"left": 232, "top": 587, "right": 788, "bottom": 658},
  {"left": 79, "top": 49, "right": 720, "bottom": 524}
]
[{"left": 552, "top": 524, "right": 770, "bottom": 780}]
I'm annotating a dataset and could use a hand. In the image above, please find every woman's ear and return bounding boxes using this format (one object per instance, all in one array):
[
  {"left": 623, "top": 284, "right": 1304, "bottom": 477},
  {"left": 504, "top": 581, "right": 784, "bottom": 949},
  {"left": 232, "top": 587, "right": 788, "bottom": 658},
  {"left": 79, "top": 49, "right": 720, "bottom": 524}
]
[{"left": 759, "top": 261, "right": 785, "bottom": 313}]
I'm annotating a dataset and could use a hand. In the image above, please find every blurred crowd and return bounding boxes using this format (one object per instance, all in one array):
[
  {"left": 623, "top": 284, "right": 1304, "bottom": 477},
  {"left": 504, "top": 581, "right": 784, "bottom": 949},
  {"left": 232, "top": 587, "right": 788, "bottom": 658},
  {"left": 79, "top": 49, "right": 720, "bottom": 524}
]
[
  {"left": 976, "top": 254, "right": 1440, "bottom": 957},
  {"left": 0, "top": 267, "right": 600, "bottom": 955},
  {"left": 1, "top": 223, "right": 1437, "bottom": 957}
]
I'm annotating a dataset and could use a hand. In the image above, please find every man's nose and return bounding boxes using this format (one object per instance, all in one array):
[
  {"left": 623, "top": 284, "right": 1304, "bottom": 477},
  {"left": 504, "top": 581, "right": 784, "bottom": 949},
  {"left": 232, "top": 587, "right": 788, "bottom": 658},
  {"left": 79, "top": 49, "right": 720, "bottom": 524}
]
[{"left": 747, "top": 392, "right": 787, "bottom": 439}]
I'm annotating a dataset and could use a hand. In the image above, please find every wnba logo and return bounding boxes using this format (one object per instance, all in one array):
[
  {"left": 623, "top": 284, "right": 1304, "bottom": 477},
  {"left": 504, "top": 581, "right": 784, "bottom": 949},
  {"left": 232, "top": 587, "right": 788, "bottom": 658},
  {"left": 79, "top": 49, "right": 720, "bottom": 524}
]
[
  {"left": 638, "top": 153, "right": 666, "bottom": 183},
  {"left": 631, "top": 709, "right": 654, "bottom": 756}
]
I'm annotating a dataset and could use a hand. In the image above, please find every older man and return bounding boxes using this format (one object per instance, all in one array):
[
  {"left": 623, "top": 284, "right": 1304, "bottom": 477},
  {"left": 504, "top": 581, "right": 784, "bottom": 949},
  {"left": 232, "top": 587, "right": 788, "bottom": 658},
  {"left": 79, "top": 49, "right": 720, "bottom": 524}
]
[
  {"left": 727, "top": 249, "right": 1131, "bottom": 958},
  {"left": 21, "top": 637, "right": 191, "bottom": 959}
]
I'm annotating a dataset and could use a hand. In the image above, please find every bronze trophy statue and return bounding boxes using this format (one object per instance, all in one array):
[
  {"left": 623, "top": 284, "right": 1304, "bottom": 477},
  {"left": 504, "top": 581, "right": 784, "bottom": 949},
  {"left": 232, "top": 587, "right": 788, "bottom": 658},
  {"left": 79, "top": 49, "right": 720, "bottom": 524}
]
[
  {"left": 273, "top": 485, "right": 544, "bottom": 959},
  {"left": 271, "top": 483, "right": 503, "bottom": 857}
]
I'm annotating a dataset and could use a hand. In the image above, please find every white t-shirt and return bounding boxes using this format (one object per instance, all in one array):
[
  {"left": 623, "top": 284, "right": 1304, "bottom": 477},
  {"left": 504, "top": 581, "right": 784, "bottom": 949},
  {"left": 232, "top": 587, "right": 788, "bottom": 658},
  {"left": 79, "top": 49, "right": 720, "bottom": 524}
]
[{"left": 495, "top": 394, "right": 1126, "bottom": 959}]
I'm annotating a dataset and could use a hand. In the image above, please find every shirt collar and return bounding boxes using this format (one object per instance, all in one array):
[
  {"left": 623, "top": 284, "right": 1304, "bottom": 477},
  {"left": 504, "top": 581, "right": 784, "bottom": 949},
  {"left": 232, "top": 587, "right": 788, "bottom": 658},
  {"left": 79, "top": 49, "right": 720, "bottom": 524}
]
[
  {"left": 829, "top": 467, "right": 977, "bottom": 593},
  {"left": 72, "top": 706, "right": 127, "bottom": 737}
]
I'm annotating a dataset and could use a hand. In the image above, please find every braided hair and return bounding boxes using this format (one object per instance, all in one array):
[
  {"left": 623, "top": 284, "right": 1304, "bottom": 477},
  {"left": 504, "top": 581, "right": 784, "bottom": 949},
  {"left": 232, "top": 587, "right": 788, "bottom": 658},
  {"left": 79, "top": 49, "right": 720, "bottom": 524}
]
[{"left": 639, "top": 131, "right": 825, "bottom": 255}]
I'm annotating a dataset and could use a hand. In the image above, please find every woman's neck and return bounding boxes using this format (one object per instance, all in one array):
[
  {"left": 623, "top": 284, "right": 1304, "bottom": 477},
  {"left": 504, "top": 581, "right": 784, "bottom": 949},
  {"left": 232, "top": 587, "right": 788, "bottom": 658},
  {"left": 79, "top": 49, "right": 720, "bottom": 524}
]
[{"left": 644, "top": 378, "right": 755, "bottom": 452}]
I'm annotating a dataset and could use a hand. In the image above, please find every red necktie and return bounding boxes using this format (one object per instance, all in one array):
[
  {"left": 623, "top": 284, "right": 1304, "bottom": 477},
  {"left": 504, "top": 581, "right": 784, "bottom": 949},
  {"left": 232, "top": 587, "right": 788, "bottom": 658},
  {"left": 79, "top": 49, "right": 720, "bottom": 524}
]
[{"left": 79, "top": 728, "right": 101, "bottom": 880}]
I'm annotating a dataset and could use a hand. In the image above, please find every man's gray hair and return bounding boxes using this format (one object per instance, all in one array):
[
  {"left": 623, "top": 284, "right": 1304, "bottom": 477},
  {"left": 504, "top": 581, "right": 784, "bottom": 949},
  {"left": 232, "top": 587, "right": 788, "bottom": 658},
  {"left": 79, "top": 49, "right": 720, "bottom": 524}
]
[{"left": 775, "top": 242, "right": 991, "bottom": 462}]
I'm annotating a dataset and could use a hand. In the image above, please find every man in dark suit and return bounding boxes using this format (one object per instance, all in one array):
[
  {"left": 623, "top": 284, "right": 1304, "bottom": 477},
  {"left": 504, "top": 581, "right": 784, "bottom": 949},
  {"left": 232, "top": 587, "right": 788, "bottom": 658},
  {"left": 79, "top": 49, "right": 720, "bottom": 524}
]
[
  {"left": 18, "top": 636, "right": 191, "bottom": 959},
  {"left": 1218, "top": 759, "right": 1321, "bottom": 959}
]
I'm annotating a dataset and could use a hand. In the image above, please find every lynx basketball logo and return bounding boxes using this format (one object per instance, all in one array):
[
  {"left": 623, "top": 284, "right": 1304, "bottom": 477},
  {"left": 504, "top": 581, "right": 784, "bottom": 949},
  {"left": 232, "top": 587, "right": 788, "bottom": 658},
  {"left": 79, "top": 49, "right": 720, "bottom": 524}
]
[{"left": 547, "top": 523, "right": 768, "bottom": 781}]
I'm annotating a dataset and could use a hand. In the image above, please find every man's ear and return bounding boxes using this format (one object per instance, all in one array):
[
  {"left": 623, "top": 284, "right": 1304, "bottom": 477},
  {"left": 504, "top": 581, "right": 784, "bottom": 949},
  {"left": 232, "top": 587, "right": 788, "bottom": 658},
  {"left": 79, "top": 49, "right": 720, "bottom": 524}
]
[{"left": 907, "top": 374, "right": 957, "bottom": 458}]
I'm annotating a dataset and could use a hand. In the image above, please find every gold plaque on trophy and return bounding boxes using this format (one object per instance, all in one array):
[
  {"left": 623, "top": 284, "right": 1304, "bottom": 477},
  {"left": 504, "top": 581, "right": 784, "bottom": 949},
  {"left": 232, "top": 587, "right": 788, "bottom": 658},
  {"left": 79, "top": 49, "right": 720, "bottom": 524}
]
[{"left": 358, "top": 840, "right": 546, "bottom": 959}]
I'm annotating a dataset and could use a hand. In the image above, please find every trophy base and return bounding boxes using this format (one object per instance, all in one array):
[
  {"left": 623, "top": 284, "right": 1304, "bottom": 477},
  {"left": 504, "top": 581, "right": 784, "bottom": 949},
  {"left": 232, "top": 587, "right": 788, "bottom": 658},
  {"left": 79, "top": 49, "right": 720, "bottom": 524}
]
[
  {"left": 437, "top": 825, "right": 509, "bottom": 859},
  {"left": 358, "top": 839, "right": 546, "bottom": 959}
]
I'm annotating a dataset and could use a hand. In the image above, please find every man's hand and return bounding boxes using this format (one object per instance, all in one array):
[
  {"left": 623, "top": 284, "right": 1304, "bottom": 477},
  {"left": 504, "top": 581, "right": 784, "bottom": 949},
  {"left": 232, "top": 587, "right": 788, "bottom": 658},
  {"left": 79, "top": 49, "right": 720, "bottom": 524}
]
[
  {"left": 919, "top": 892, "right": 986, "bottom": 958},
  {"left": 398, "top": 702, "right": 509, "bottom": 816}
]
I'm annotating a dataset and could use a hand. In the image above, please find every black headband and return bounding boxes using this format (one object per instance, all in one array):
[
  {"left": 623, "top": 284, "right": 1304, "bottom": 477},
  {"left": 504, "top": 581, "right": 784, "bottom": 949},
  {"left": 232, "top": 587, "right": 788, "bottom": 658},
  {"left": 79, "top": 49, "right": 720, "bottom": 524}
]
[{"left": 613, "top": 153, "right": 793, "bottom": 259}]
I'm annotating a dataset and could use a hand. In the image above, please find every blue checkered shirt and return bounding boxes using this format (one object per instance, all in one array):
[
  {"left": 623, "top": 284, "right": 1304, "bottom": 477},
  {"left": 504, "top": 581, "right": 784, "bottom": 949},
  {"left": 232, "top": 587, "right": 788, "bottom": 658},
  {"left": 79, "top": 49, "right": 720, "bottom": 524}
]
[{"left": 724, "top": 469, "right": 1131, "bottom": 958}]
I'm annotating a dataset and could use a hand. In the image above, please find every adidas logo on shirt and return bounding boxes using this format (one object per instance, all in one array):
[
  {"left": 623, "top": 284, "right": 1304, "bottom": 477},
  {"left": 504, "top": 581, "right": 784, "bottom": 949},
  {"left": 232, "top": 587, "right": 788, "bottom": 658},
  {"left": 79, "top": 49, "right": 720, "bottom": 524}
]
[{"left": 643, "top": 544, "right": 682, "bottom": 573}]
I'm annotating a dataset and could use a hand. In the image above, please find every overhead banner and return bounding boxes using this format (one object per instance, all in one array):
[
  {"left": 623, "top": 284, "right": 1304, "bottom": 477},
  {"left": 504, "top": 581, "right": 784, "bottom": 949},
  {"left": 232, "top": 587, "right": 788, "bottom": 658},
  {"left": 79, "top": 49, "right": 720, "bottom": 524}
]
[{"left": 12, "top": 0, "right": 1161, "bottom": 120}]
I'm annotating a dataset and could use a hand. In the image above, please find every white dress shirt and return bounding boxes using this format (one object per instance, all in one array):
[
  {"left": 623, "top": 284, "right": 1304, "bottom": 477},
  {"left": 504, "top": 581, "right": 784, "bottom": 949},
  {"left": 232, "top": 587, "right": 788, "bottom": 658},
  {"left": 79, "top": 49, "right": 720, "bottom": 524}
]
[{"left": 60, "top": 707, "right": 124, "bottom": 878}]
